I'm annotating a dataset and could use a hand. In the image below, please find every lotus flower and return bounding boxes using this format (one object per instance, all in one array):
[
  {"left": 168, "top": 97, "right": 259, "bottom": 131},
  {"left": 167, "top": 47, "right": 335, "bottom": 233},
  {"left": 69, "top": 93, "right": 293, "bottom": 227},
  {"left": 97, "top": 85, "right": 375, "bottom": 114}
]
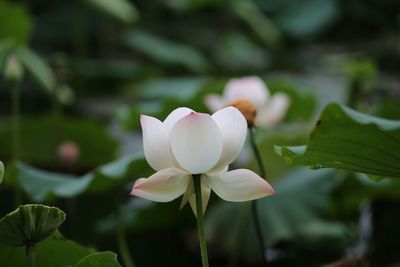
[
  {"left": 205, "top": 76, "right": 290, "bottom": 127},
  {"left": 131, "top": 106, "right": 275, "bottom": 214}
]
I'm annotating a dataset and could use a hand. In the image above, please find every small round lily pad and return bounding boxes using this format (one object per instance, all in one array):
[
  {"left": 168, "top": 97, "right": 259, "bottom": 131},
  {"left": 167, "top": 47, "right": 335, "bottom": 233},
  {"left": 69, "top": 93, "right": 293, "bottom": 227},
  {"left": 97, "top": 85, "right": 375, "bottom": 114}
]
[{"left": 0, "top": 204, "right": 66, "bottom": 246}]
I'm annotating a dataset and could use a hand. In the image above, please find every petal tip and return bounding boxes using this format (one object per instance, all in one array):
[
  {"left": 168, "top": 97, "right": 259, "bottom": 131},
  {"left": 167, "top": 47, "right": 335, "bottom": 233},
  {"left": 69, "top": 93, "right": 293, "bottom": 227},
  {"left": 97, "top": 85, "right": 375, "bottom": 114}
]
[
  {"left": 140, "top": 114, "right": 150, "bottom": 123},
  {"left": 132, "top": 178, "right": 144, "bottom": 190},
  {"left": 130, "top": 187, "right": 138, "bottom": 196},
  {"left": 265, "top": 184, "right": 276, "bottom": 196}
]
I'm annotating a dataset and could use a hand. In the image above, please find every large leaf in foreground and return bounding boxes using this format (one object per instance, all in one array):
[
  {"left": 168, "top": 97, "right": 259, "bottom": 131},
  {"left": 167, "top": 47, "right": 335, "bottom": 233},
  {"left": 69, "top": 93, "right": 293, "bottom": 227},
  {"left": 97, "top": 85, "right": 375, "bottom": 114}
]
[
  {"left": 206, "top": 168, "right": 348, "bottom": 263},
  {"left": 74, "top": 252, "right": 122, "bottom": 267},
  {"left": 0, "top": 232, "right": 95, "bottom": 267},
  {"left": 6, "top": 153, "right": 147, "bottom": 202},
  {"left": 0, "top": 205, "right": 65, "bottom": 246},
  {"left": 275, "top": 103, "right": 400, "bottom": 178}
]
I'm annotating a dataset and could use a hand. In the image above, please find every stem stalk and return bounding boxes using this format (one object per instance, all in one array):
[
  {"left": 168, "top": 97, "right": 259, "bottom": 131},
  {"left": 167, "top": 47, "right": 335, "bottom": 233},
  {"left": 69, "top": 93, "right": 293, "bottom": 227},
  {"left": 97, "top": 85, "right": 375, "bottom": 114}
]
[
  {"left": 117, "top": 206, "right": 135, "bottom": 267},
  {"left": 193, "top": 174, "right": 209, "bottom": 267},
  {"left": 249, "top": 128, "right": 268, "bottom": 265},
  {"left": 26, "top": 241, "right": 35, "bottom": 267}
]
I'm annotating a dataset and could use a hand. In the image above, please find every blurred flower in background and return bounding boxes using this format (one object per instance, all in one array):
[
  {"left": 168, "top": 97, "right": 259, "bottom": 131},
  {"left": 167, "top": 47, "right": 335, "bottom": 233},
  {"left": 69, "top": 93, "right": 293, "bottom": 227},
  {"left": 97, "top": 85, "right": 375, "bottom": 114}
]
[
  {"left": 57, "top": 141, "right": 80, "bottom": 170},
  {"left": 205, "top": 76, "right": 291, "bottom": 127}
]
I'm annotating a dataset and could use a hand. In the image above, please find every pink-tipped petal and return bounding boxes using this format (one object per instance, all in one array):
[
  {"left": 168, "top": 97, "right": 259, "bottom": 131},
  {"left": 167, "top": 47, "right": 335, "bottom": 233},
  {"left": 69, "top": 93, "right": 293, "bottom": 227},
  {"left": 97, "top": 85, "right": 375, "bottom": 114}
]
[
  {"left": 163, "top": 107, "right": 194, "bottom": 133},
  {"left": 131, "top": 168, "right": 191, "bottom": 202},
  {"left": 207, "top": 169, "right": 275, "bottom": 202},
  {"left": 224, "top": 76, "right": 269, "bottom": 108},
  {"left": 189, "top": 176, "right": 211, "bottom": 216},
  {"left": 141, "top": 115, "right": 175, "bottom": 171},
  {"left": 170, "top": 112, "right": 223, "bottom": 174},
  {"left": 257, "top": 93, "right": 290, "bottom": 126},
  {"left": 204, "top": 94, "right": 226, "bottom": 112},
  {"left": 210, "top": 106, "right": 247, "bottom": 173}
]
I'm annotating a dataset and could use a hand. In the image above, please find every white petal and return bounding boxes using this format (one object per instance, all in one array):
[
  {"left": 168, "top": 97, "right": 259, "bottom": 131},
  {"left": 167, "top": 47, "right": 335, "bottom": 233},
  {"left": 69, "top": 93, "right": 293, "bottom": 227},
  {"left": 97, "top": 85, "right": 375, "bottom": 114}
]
[
  {"left": 179, "top": 178, "right": 194, "bottom": 210},
  {"left": 224, "top": 76, "right": 269, "bottom": 108},
  {"left": 189, "top": 176, "right": 211, "bottom": 216},
  {"left": 204, "top": 94, "right": 226, "bottom": 112},
  {"left": 130, "top": 168, "right": 191, "bottom": 202},
  {"left": 256, "top": 93, "right": 290, "bottom": 126},
  {"left": 207, "top": 165, "right": 228, "bottom": 177},
  {"left": 210, "top": 107, "right": 247, "bottom": 172},
  {"left": 207, "top": 169, "right": 275, "bottom": 202},
  {"left": 170, "top": 112, "right": 223, "bottom": 174},
  {"left": 141, "top": 115, "right": 175, "bottom": 171},
  {"left": 163, "top": 107, "right": 193, "bottom": 133}
]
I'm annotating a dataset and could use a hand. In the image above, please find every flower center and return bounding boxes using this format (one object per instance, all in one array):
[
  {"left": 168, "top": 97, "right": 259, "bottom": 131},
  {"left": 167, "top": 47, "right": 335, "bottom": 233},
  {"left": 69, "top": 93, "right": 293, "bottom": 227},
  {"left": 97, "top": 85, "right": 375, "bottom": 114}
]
[{"left": 228, "top": 99, "right": 257, "bottom": 127}]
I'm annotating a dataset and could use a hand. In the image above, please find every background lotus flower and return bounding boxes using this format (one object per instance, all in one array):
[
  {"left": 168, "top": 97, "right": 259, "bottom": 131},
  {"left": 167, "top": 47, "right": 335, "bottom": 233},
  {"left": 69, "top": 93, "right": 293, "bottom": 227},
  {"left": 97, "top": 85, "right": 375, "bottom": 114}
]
[
  {"left": 205, "top": 76, "right": 290, "bottom": 127},
  {"left": 131, "top": 106, "right": 275, "bottom": 214}
]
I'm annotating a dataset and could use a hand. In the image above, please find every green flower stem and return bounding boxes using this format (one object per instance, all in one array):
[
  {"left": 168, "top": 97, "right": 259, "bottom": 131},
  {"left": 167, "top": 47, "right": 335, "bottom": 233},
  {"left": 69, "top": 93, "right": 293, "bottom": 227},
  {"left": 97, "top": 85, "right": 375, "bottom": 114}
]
[
  {"left": 193, "top": 174, "right": 210, "bottom": 267},
  {"left": 26, "top": 241, "right": 36, "bottom": 267},
  {"left": 249, "top": 128, "right": 266, "bottom": 178},
  {"left": 249, "top": 127, "right": 268, "bottom": 265},
  {"left": 116, "top": 206, "right": 136, "bottom": 267}
]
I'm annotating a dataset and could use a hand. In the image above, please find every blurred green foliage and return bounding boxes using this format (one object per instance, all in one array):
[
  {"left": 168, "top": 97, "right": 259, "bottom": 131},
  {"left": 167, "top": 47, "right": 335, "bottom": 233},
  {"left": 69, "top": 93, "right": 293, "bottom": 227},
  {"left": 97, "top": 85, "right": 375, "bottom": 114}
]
[
  {"left": 0, "top": 0, "right": 399, "bottom": 266},
  {"left": 0, "top": 117, "right": 117, "bottom": 169},
  {"left": 0, "top": 2, "right": 32, "bottom": 47},
  {"left": 0, "top": 161, "right": 3, "bottom": 183},
  {"left": 5, "top": 153, "right": 147, "bottom": 202},
  {"left": 206, "top": 168, "right": 349, "bottom": 264}
]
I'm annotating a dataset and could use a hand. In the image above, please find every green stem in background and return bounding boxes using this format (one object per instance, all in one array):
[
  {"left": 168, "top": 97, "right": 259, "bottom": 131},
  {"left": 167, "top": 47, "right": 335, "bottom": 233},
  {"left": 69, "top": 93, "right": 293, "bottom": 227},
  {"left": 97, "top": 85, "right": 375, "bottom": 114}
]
[
  {"left": 193, "top": 174, "right": 209, "bottom": 267},
  {"left": 348, "top": 79, "right": 361, "bottom": 109},
  {"left": 12, "top": 80, "right": 22, "bottom": 206},
  {"left": 12, "top": 81, "right": 21, "bottom": 159},
  {"left": 26, "top": 241, "right": 35, "bottom": 267},
  {"left": 116, "top": 206, "right": 135, "bottom": 267},
  {"left": 52, "top": 87, "right": 63, "bottom": 141},
  {"left": 229, "top": 202, "right": 251, "bottom": 267},
  {"left": 249, "top": 127, "right": 268, "bottom": 265}
]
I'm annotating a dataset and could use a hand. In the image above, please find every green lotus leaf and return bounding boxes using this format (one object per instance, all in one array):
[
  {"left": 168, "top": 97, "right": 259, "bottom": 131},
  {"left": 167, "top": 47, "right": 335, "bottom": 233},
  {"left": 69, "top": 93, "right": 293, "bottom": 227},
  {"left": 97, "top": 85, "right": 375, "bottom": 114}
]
[
  {"left": 275, "top": 103, "right": 400, "bottom": 179},
  {"left": 0, "top": 204, "right": 66, "bottom": 246},
  {"left": 6, "top": 153, "right": 147, "bottom": 202},
  {"left": 0, "top": 116, "right": 118, "bottom": 169},
  {"left": 0, "top": 231, "right": 96, "bottom": 267},
  {"left": 74, "top": 252, "right": 122, "bottom": 267}
]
